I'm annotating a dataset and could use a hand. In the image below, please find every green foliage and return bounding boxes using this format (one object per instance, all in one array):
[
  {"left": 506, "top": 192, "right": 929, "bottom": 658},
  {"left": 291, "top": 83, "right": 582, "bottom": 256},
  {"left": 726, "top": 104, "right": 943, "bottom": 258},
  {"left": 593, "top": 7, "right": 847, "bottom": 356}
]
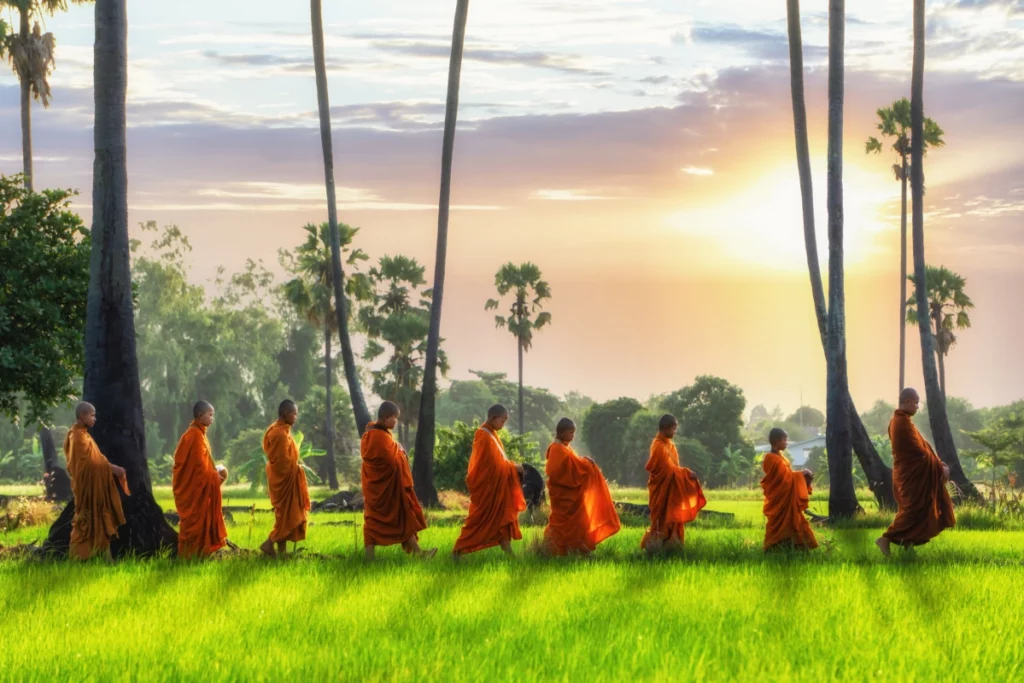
[
  {"left": 860, "top": 399, "right": 896, "bottom": 438},
  {"left": 786, "top": 405, "right": 825, "bottom": 429},
  {"left": 905, "top": 265, "right": 973, "bottom": 357},
  {"left": 964, "top": 412, "right": 1024, "bottom": 487},
  {"left": 462, "top": 370, "right": 564, "bottom": 437},
  {"left": 299, "top": 384, "right": 359, "bottom": 483},
  {"left": 234, "top": 429, "right": 322, "bottom": 493},
  {"left": 618, "top": 409, "right": 659, "bottom": 486},
  {"left": 865, "top": 98, "right": 945, "bottom": 179},
  {"left": 918, "top": 396, "right": 983, "bottom": 453},
  {"left": 0, "top": 438, "right": 40, "bottom": 483},
  {"left": 435, "top": 380, "right": 497, "bottom": 427},
  {"left": 484, "top": 261, "right": 552, "bottom": 352},
  {"left": 0, "top": 175, "right": 89, "bottom": 424},
  {"left": 581, "top": 397, "right": 643, "bottom": 484},
  {"left": 430, "top": 421, "right": 539, "bottom": 493}
]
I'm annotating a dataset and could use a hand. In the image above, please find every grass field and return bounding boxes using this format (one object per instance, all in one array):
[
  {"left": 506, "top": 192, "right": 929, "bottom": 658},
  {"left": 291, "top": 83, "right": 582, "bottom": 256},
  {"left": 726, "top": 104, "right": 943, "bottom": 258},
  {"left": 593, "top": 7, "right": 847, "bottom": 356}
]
[{"left": 2, "top": 483, "right": 1023, "bottom": 682}]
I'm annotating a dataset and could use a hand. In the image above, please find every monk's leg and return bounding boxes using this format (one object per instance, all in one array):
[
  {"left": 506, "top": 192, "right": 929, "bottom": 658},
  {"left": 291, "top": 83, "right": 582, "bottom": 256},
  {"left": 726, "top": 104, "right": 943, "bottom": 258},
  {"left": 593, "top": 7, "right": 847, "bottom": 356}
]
[
  {"left": 364, "top": 544, "right": 376, "bottom": 561},
  {"left": 276, "top": 541, "right": 288, "bottom": 555},
  {"left": 664, "top": 526, "right": 684, "bottom": 552},
  {"left": 401, "top": 536, "right": 438, "bottom": 559},
  {"left": 875, "top": 536, "right": 891, "bottom": 557},
  {"left": 499, "top": 539, "right": 516, "bottom": 557},
  {"left": 259, "top": 537, "right": 277, "bottom": 558}
]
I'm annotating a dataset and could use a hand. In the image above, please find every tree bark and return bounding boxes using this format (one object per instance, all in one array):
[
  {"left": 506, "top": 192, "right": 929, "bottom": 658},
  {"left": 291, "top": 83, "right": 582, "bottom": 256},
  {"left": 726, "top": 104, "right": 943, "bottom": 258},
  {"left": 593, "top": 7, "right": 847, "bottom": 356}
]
[
  {"left": 517, "top": 341, "right": 525, "bottom": 436},
  {"left": 934, "top": 314, "right": 947, "bottom": 400},
  {"left": 44, "top": 0, "right": 178, "bottom": 558},
  {"left": 899, "top": 156, "right": 908, "bottom": 395},
  {"left": 323, "top": 318, "right": 339, "bottom": 489},
  {"left": 19, "top": 8, "right": 32, "bottom": 191},
  {"left": 910, "top": 0, "right": 980, "bottom": 501},
  {"left": 413, "top": 0, "right": 470, "bottom": 508},
  {"left": 310, "top": 0, "right": 372, "bottom": 436}
]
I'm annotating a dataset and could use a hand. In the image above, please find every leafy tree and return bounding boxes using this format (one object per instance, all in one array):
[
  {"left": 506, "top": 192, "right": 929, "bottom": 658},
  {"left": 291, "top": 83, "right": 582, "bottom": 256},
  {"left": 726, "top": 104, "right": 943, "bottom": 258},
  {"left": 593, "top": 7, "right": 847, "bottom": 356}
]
[
  {"left": 860, "top": 400, "right": 896, "bottom": 438},
  {"left": 905, "top": 265, "right": 973, "bottom": 399},
  {"left": 275, "top": 323, "right": 320, "bottom": 404},
  {"left": 435, "top": 380, "right": 497, "bottom": 427},
  {"left": 866, "top": 97, "right": 944, "bottom": 395},
  {"left": 465, "top": 370, "right": 563, "bottom": 437},
  {"left": 918, "top": 395, "right": 982, "bottom": 454},
  {"left": 660, "top": 375, "right": 750, "bottom": 463},
  {"left": 786, "top": 405, "right": 825, "bottom": 429},
  {"left": 964, "top": 412, "right": 1024, "bottom": 501},
  {"left": 562, "top": 390, "right": 595, "bottom": 445},
  {"left": 0, "top": 175, "right": 89, "bottom": 425},
  {"left": 581, "top": 397, "right": 643, "bottom": 484},
  {"left": 718, "top": 444, "right": 755, "bottom": 488},
  {"left": 485, "top": 262, "right": 552, "bottom": 435},
  {"left": 430, "top": 421, "right": 539, "bottom": 493}
]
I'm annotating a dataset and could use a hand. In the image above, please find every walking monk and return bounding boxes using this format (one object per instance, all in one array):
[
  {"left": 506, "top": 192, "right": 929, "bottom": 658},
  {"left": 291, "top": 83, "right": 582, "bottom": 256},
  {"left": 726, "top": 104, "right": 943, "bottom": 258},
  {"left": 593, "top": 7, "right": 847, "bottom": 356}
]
[
  {"left": 543, "top": 418, "right": 621, "bottom": 556},
  {"left": 361, "top": 401, "right": 436, "bottom": 560},
  {"left": 761, "top": 428, "right": 818, "bottom": 551},
  {"left": 172, "top": 401, "right": 228, "bottom": 559},
  {"left": 641, "top": 414, "right": 706, "bottom": 553},
  {"left": 453, "top": 404, "right": 527, "bottom": 558},
  {"left": 876, "top": 388, "right": 955, "bottom": 557},
  {"left": 65, "top": 401, "right": 129, "bottom": 560},
  {"left": 260, "top": 400, "right": 310, "bottom": 558}
]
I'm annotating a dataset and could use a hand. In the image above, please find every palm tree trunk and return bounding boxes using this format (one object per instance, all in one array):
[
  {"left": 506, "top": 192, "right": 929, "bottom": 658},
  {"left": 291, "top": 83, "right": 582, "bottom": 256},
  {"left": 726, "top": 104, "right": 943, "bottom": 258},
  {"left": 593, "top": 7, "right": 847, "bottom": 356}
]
[
  {"left": 517, "top": 341, "right": 525, "bottom": 435},
  {"left": 413, "top": 0, "right": 470, "bottom": 508},
  {"left": 910, "top": 0, "right": 979, "bottom": 501},
  {"left": 899, "top": 156, "right": 908, "bottom": 394},
  {"left": 310, "top": 0, "right": 372, "bottom": 435},
  {"left": 932, "top": 313, "right": 948, "bottom": 400},
  {"left": 18, "top": 8, "right": 33, "bottom": 191},
  {"left": 323, "top": 318, "right": 339, "bottom": 490},
  {"left": 44, "top": 0, "right": 177, "bottom": 558},
  {"left": 787, "top": 0, "right": 894, "bottom": 510}
]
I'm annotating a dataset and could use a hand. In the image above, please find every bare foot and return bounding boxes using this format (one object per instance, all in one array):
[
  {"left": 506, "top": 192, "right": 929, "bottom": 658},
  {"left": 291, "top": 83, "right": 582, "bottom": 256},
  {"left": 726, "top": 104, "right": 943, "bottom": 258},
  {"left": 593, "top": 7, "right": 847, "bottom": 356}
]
[
  {"left": 259, "top": 539, "right": 277, "bottom": 558},
  {"left": 419, "top": 547, "right": 438, "bottom": 560},
  {"left": 364, "top": 545, "right": 375, "bottom": 562},
  {"left": 452, "top": 551, "right": 462, "bottom": 563},
  {"left": 875, "top": 536, "right": 891, "bottom": 557}
]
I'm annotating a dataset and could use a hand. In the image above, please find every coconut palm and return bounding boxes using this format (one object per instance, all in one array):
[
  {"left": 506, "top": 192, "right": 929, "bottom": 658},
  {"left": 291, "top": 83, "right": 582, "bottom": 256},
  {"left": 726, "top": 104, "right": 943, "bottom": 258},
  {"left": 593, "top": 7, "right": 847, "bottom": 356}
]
[
  {"left": 1, "top": 0, "right": 92, "bottom": 191},
  {"left": 282, "top": 222, "right": 371, "bottom": 490},
  {"left": 485, "top": 262, "right": 552, "bottom": 436},
  {"left": 414, "top": 0, "right": 470, "bottom": 508},
  {"left": 905, "top": 265, "right": 973, "bottom": 400},
  {"left": 909, "top": 0, "right": 980, "bottom": 500},
  {"left": 865, "top": 98, "right": 944, "bottom": 396},
  {"left": 309, "top": 0, "right": 372, "bottom": 435}
]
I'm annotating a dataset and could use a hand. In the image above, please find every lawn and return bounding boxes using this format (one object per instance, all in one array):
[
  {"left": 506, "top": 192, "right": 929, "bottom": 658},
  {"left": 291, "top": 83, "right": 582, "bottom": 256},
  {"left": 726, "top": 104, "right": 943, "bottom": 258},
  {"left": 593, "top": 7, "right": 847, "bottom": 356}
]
[{"left": 2, "top": 484, "right": 1022, "bottom": 681}]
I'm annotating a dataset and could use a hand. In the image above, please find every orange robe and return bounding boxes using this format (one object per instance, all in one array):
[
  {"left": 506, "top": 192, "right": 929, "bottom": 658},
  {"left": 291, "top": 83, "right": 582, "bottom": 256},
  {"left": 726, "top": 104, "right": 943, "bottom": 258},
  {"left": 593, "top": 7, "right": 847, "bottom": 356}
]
[
  {"left": 361, "top": 422, "right": 428, "bottom": 550},
  {"left": 452, "top": 424, "right": 526, "bottom": 555},
  {"left": 543, "top": 441, "right": 621, "bottom": 555},
  {"left": 172, "top": 420, "right": 227, "bottom": 558},
  {"left": 64, "top": 425, "right": 128, "bottom": 560},
  {"left": 640, "top": 434, "right": 707, "bottom": 550},
  {"left": 761, "top": 451, "right": 818, "bottom": 551},
  {"left": 263, "top": 419, "right": 310, "bottom": 543},
  {"left": 883, "top": 410, "right": 956, "bottom": 546}
]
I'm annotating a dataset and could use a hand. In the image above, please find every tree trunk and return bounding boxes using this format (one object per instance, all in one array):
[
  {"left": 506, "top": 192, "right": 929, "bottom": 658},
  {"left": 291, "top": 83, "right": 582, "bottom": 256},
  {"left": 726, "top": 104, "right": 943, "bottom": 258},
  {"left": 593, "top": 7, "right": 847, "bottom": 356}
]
[
  {"left": 310, "top": 0, "right": 372, "bottom": 436},
  {"left": 787, "top": 0, "right": 893, "bottom": 510},
  {"left": 910, "top": 0, "right": 980, "bottom": 502},
  {"left": 44, "top": 0, "right": 178, "bottom": 558},
  {"left": 323, "top": 318, "right": 339, "bottom": 489},
  {"left": 899, "top": 156, "right": 908, "bottom": 395},
  {"left": 19, "top": 8, "right": 33, "bottom": 191},
  {"left": 933, "top": 313, "right": 948, "bottom": 400},
  {"left": 40, "top": 426, "right": 59, "bottom": 472},
  {"left": 413, "top": 0, "right": 469, "bottom": 508},
  {"left": 517, "top": 341, "right": 525, "bottom": 436},
  {"left": 40, "top": 427, "right": 72, "bottom": 503}
]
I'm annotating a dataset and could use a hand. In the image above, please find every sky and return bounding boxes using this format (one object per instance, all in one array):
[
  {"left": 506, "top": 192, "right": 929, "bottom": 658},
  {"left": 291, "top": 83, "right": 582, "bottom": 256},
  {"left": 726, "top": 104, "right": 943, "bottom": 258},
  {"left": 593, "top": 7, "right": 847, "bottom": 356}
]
[{"left": 1, "top": 0, "right": 1022, "bottom": 416}]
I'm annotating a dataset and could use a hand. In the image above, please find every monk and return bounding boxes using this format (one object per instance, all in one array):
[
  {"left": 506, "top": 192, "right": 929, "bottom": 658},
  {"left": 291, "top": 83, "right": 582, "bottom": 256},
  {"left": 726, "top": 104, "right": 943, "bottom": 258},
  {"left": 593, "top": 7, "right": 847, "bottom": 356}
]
[
  {"left": 260, "top": 400, "right": 310, "bottom": 558},
  {"left": 65, "top": 401, "right": 129, "bottom": 561},
  {"left": 543, "top": 418, "right": 621, "bottom": 556},
  {"left": 361, "top": 401, "right": 436, "bottom": 560},
  {"left": 761, "top": 428, "right": 818, "bottom": 552},
  {"left": 452, "top": 404, "right": 527, "bottom": 558},
  {"left": 172, "top": 401, "right": 228, "bottom": 559},
  {"left": 640, "top": 414, "right": 707, "bottom": 553},
  {"left": 876, "top": 388, "right": 956, "bottom": 557}
]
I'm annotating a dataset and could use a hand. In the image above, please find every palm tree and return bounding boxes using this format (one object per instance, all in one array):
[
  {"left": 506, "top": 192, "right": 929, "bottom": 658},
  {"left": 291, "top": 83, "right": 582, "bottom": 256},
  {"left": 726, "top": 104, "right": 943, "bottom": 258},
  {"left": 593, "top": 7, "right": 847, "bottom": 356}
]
[
  {"left": 1, "top": 0, "right": 91, "bottom": 191},
  {"left": 905, "top": 265, "right": 973, "bottom": 400},
  {"left": 44, "top": 0, "right": 177, "bottom": 557},
  {"left": 910, "top": 0, "right": 980, "bottom": 501},
  {"left": 283, "top": 222, "right": 371, "bottom": 490},
  {"left": 865, "top": 98, "right": 944, "bottom": 396},
  {"left": 414, "top": 0, "right": 470, "bottom": 509},
  {"left": 485, "top": 262, "right": 551, "bottom": 436},
  {"left": 785, "top": 0, "right": 895, "bottom": 510},
  {"left": 309, "top": 0, "right": 372, "bottom": 435}
]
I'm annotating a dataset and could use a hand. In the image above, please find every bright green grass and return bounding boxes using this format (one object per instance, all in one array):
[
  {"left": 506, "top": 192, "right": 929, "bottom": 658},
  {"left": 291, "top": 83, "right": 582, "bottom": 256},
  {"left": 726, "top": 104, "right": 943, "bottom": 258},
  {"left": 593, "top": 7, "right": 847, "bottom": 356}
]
[{"left": 3, "top": 486, "right": 1024, "bottom": 681}]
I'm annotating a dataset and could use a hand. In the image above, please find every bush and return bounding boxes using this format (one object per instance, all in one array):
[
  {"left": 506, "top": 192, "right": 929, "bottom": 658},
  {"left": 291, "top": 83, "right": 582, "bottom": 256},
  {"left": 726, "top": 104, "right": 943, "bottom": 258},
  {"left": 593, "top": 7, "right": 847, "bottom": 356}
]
[{"left": 429, "top": 421, "right": 540, "bottom": 493}]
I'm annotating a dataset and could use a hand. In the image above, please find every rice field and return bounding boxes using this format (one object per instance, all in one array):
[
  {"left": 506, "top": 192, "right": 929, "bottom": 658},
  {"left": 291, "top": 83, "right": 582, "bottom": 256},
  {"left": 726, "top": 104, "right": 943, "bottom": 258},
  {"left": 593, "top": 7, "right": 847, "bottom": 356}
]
[{"left": 1, "top": 484, "right": 1022, "bottom": 682}]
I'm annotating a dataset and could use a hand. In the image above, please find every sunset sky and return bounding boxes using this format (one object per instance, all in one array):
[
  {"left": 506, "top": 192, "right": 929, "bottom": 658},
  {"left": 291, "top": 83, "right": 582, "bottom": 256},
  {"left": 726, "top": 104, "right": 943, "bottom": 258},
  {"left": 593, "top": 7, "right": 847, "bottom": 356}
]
[{"left": 2, "top": 0, "right": 1022, "bottom": 416}]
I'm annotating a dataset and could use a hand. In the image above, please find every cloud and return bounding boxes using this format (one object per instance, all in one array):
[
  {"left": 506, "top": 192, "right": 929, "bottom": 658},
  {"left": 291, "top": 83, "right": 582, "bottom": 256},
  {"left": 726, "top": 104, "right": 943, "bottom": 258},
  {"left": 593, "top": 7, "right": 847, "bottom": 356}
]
[
  {"left": 681, "top": 166, "right": 714, "bottom": 176},
  {"left": 370, "top": 40, "right": 611, "bottom": 76},
  {"left": 683, "top": 25, "right": 828, "bottom": 62},
  {"left": 531, "top": 189, "right": 616, "bottom": 201},
  {"left": 950, "top": 0, "right": 1023, "bottom": 12}
]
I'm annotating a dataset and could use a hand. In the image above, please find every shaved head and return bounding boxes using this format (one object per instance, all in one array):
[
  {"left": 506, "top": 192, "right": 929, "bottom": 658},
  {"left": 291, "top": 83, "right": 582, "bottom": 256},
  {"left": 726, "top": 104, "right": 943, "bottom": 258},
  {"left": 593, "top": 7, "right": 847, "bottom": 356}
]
[
  {"left": 278, "top": 400, "right": 297, "bottom": 418},
  {"left": 378, "top": 401, "right": 400, "bottom": 420},
  {"left": 769, "top": 428, "right": 788, "bottom": 447},
  {"left": 556, "top": 417, "right": 576, "bottom": 435},
  {"left": 75, "top": 401, "right": 95, "bottom": 420},
  {"left": 659, "top": 414, "right": 679, "bottom": 430},
  {"left": 899, "top": 387, "right": 919, "bottom": 404},
  {"left": 487, "top": 404, "right": 509, "bottom": 420},
  {"left": 193, "top": 401, "right": 214, "bottom": 419}
]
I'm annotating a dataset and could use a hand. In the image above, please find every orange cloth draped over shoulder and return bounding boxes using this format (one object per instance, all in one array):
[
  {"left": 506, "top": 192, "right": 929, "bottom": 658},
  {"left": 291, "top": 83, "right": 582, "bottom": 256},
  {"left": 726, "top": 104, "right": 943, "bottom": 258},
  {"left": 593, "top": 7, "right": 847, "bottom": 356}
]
[
  {"left": 172, "top": 420, "right": 227, "bottom": 558},
  {"left": 543, "top": 441, "right": 621, "bottom": 555},
  {"left": 65, "top": 425, "right": 128, "bottom": 560},
  {"left": 640, "top": 434, "right": 706, "bottom": 550},
  {"left": 361, "top": 422, "right": 428, "bottom": 549},
  {"left": 761, "top": 451, "right": 818, "bottom": 551},
  {"left": 883, "top": 409, "right": 955, "bottom": 546},
  {"left": 452, "top": 424, "right": 526, "bottom": 555},
  {"left": 263, "top": 419, "right": 310, "bottom": 543}
]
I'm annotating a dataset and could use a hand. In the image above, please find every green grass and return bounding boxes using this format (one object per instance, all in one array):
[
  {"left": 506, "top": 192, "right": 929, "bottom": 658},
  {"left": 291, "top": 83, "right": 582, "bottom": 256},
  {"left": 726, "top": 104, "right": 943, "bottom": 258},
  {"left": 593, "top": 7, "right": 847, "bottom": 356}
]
[{"left": 3, "top": 485, "right": 1024, "bottom": 681}]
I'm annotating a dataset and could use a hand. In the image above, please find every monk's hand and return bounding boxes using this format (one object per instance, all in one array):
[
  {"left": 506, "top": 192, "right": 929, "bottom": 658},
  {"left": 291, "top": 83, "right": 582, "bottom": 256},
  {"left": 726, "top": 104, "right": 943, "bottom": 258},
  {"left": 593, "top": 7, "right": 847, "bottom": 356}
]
[
  {"left": 584, "top": 456, "right": 596, "bottom": 466},
  {"left": 514, "top": 462, "right": 525, "bottom": 476},
  {"left": 941, "top": 463, "right": 950, "bottom": 480},
  {"left": 111, "top": 464, "right": 127, "bottom": 480},
  {"left": 802, "top": 470, "right": 814, "bottom": 486}
]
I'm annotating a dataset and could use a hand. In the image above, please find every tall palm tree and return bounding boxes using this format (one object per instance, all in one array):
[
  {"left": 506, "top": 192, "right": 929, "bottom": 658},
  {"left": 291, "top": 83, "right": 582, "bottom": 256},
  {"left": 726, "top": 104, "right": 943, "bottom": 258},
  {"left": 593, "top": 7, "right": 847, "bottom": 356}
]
[
  {"left": 865, "top": 98, "right": 944, "bottom": 396},
  {"left": 414, "top": 0, "right": 470, "bottom": 508},
  {"left": 44, "top": 0, "right": 177, "bottom": 557},
  {"left": 309, "top": 0, "right": 371, "bottom": 435},
  {"left": 1, "top": 0, "right": 91, "bottom": 191},
  {"left": 283, "top": 222, "right": 370, "bottom": 490},
  {"left": 910, "top": 0, "right": 980, "bottom": 501},
  {"left": 906, "top": 265, "right": 973, "bottom": 401},
  {"left": 485, "top": 262, "right": 552, "bottom": 436},
  {"left": 786, "top": 0, "right": 895, "bottom": 511}
]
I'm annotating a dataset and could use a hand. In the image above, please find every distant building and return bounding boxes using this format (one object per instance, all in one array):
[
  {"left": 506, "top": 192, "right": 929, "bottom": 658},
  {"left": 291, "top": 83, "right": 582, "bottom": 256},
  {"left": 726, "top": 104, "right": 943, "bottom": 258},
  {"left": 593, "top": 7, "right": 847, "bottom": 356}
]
[{"left": 753, "top": 434, "right": 826, "bottom": 467}]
